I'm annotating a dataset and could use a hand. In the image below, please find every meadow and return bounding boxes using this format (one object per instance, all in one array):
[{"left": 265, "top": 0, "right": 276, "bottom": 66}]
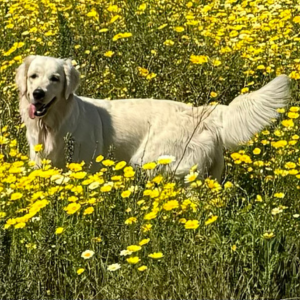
[{"left": 1, "top": 0, "right": 300, "bottom": 299}]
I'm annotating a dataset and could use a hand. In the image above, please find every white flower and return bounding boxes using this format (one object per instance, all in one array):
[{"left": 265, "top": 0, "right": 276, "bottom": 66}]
[
  {"left": 184, "top": 171, "right": 199, "bottom": 183},
  {"left": 107, "top": 263, "right": 121, "bottom": 271},
  {"left": 81, "top": 250, "right": 95, "bottom": 259},
  {"left": 271, "top": 207, "right": 283, "bottom": 215},
  {"left": 120, "top": 250, "right": 132, "bottom": 256}
]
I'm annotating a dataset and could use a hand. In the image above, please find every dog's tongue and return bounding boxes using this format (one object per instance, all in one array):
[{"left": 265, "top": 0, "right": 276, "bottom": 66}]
[{"left": 29, "top": 104, "right": 36, "bottom": 119}]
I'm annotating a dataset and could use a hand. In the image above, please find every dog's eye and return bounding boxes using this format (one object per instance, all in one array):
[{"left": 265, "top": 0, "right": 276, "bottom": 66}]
[
  {"left": 30, "top": 74, "right": 38, "bottom": 79},
  {"left": 50, "top": 75, "right": 59, "bottom": 82}
]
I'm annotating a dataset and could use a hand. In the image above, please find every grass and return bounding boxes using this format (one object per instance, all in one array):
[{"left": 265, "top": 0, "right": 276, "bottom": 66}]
[{"left": 1, "top": 0, "right": 300, "bottom": 299}]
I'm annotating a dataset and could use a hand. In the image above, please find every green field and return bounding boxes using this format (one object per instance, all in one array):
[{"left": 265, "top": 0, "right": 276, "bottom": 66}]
[{"left": 1, "top": 0, "right": 300, "bottom": 299}]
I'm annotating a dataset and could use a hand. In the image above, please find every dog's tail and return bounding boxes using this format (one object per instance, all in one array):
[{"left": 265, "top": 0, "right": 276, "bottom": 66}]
[{"left": 221, "top": 75, "right": 291, "bottom": 149}]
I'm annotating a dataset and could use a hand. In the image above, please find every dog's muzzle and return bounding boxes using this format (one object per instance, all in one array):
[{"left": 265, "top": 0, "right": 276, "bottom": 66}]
[{"left": 29, "top": 97, "right": 56, "bottom": 119}]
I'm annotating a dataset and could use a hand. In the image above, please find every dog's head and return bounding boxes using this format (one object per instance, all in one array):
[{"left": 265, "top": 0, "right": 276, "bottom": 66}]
[{"left": 16, "top": 55, "right": 80, "bottom": 119}]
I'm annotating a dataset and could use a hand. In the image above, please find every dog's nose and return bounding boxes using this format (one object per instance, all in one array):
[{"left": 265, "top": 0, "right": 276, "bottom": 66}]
[{"left": 33, "top": 89, "right": 45, "bottom": 101}]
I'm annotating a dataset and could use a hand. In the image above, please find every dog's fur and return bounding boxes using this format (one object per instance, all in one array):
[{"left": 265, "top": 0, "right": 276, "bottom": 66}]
[{"left": 16, "top": 55, "right": 291, "bottom": 181}]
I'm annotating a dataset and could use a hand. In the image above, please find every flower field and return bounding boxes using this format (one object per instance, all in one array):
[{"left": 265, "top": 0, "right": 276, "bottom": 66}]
[{"left": 1, "top": 0, "right": 300, "bottom": 299}]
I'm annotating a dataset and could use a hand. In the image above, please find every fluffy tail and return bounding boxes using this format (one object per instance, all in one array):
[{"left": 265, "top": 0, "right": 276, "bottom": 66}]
[{"left": 221, "top": 75, "right": 291, "bottom": 148}]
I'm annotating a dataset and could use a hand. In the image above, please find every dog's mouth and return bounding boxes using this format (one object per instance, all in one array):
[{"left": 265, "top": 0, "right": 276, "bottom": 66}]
[{"left": 29, "top": 97, "right": 56, "bottom": 119}]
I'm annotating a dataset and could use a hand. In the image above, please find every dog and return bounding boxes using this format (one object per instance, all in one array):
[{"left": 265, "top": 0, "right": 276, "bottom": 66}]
[{"left": 16, "top": 55, "right": 290, "bottom": 182}]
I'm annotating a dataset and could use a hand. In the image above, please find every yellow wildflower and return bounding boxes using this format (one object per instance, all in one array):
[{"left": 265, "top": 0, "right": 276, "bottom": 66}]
[
  {"left": 127, "top": 257, "right": 140, "bottom": 264},
  {"left": 184, "top": 220, "right": 200, "bottom": 229},
  {"left": 148, "top": 252, "right": 163, "bottom": 259}
]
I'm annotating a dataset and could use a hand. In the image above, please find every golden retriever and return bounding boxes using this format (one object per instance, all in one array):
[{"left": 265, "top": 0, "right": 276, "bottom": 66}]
[{"left": 16, "top": 55, "right": 290, "bottom": 181}]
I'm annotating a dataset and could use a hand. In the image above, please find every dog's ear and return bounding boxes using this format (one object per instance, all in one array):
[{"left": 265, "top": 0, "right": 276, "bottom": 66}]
[
  {"left": 15, "top": 55, "right": 36, "bottom": 96},
  {"left": 63, "top": 59, "right": 80, "bottom": 100}
]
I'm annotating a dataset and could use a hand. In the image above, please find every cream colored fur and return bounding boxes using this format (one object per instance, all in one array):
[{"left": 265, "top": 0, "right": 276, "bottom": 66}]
[{"left": 16, "top": 55, "right": 291, "bottom": 182}]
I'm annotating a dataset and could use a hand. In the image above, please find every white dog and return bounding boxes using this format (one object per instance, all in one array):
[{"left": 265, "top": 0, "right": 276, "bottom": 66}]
[{"left": 16, "top": 55, "right": 290, "bottom": 181}]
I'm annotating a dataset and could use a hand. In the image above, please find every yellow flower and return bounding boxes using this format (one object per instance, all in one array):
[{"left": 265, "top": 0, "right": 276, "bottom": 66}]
[
  {"left": 255, "top": 195, "right": 263, "bottom": 202},
  {"left": 72, "top": 172, "right": 87, "bottom": 179},
  {"left": 64, "top": 203, "right": 81, "bottom": 215},
  {"left": 139, "top": 238, "right": 150, "bottom": 246},
  {"left": 210, "top": 92, "right": 218, "bottom": 98},
  {"left": 127, "top": 256, "right": 140, "bottom": 264},
  {"left": 190, "top": 55, "right": 209, "bottom": 64},
  {"left": 152, "top": 175, "right": 163, "bottom": 184},
  {"left": 115, "top": 161, "right": 127, "bottom": 170},
  {"left": 107, "top": 5, "right": 120, "bottom": 12},
  {"left": 68, "top": 163, "right": 83, "bottom": 172},
  {"left": 121, "top": 190, "right": 131, "bottom": 198},
  {"left": 100, "top": 184, "right": 113, "bottom": 192},
  {"left": 96, "top": 155, "right": 104, "bottom": 162},
  {"left": 287, "top": 112, "right": 299, "bottom": 119},
  {"left": 263, "top": 232, "right": 275, "bottom": 240},
  {"left": 127, "top": 245, "right": 142, "bottom": 252},
  {"left": 184, "top": 220, "right": 200, "bottom": 229},
  {"left": 158, "top": 24, "right": 168, "bottom": 30},
  {"left": 157, "top": 155, "right": 176, "bottom": 165},
  {"left": 174, "top": 26, "right": 184, "bottom": 32},
  {"left": 144, "top": 212, "right": 157, "bottom": 220},
  {"left": 10, "top": 192, "right": 23, "bottom": 201},
  {"left": 290, "top": 107, "right": 300, "bottom": 112},
  {"left": 138, "top": 265, "right": 147, "bottom": 271},
  {"left": 253, "top": 148, "right": 261, "bottom": 155},
  {"left": 142, "top": 223, "right": 152, "bottom": 232},
  {"left": 212, "top": 59, "right": 222, "bottom": 66},
  {"left": 34, "top": 144, "right": 43, "bottom": 152},
  {"left": 224, "top": 181, "right": 233, "bottom": 189},
  {"left": 293, "top": 16, "right": 300, "bottom": 23},
  {"left": 142, "top": 162, "right": 157, "bottom": 170},
  {"left": 231, "top": 245, "right": 237, "bottom": 251},
  {"left": 112, "top": 32, "right": 132, "bottom": 42},
  {"left": 109, "top": 15, "right": 120, "bottom": 23},
  {"left": 205, "top": 215, "right": 218, "bottom": 225},
  {"left": 241, "top": 87, "right": 249, "bottom": 94},
  {"left": 138, "top": 3, "right": 147, "bottom": 11},
  {"left": 15, "top": 222, "right": 26, "bottom": 229},
  {"left": 83, "top": 207, "right": 94, "bottom": 215},
  {"left": 81, "top": 250, "right": 95, "bottom": 259},
  {"left": 102, "top": 159, "right": 115, "bottom": 167},
  {"left": 271, "top": 140, "right": 287, "bottom": 148},
  {"left": 104, "top": 51, "right": 114, "bottom": 58},
  {"left": 148, "top": 252, "right": 163, "bottom": 259},
  {"left": 146, "top": 73, "right": 156, "bottom": 80},
  {"left": 86, "top": 9, "right": 98, "bottom": 18},
  {"left": 55, "top": 227, "right": 64, "bottom": 234},
  {"left": 281, "top": 119, "right": 294, "bottom": 127},
  {"left": 230, "top": 153, "right": 240, "bottom": 160},
  {"left": 138, "top": 67, "right": 149, "bottom": 77},
  {"left": 163, "top": 200, "right": 179, "bottom": 211},
  {"left": 77, "top": 268, "right": 85, "bottom": 275},
  {"left": 92, "top": 237, "right": 102, "bottom": 243},
  {"left": 274, "top": 193, "right": 285, "bottom": 198},
  {"left": 163, "top": 39, "right": 174, "bottom": 46},
  {"left": 285, "top": 162, "right": 296, "bottom": 169},
  {"left": 125, "top": 217, "right": 137, "bottom": 224}
]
